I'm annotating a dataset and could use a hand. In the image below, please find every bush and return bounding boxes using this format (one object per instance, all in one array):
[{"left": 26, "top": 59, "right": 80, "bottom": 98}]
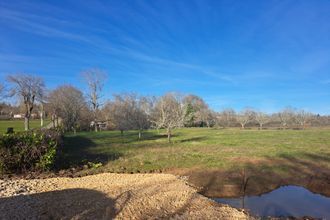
[{"left": 0, "top": 129, "right": 62, "bottom": 174}]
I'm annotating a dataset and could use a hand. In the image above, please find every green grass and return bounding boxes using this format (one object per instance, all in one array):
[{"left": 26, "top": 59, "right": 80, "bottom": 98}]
[
  {"left": 0, "top": 119, "right": 50, "bottom": 133},
  {"left": 58, "top": 128, "right": 330, "bottom": 176}
]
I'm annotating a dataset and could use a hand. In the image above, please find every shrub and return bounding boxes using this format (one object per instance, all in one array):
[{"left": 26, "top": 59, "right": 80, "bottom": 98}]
[{"left": 0, "top": 129, "right": 62, "bottom": 174}]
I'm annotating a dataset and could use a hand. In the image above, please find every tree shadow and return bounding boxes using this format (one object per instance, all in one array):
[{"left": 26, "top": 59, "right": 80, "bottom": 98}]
[
  {"left": 119, "top": 131, "right": 178, "bottom": 143},
  {"left": 179, "top": 136, "right": 207, "bottom": 143},
  {"left": 91, "top": 131, "right": 173, "bottom": 144},
  {"left": 0, "top": 182, "right": 215, "bottom": 219},
  {"left": 143, "top": 133, "right": 168, "bottom": 140},
  {"left": 0, "top": 188, "right": 120, "bottom": 219},
  {"left": 55, "top": 131, "right": 182, "bottom": 171},
  {"left": 55, "top": 135, "right": 122, "bottom": 170}
]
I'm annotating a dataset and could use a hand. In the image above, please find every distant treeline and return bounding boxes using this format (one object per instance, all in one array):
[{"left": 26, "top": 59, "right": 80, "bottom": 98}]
[{"left": 0, "top": 71, "right": 329, "bottom": 140}]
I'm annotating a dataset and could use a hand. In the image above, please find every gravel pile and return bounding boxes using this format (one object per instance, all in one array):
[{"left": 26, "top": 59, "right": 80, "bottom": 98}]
[{"left": 0, "top": 173, "right": 250, "bottom": 219}]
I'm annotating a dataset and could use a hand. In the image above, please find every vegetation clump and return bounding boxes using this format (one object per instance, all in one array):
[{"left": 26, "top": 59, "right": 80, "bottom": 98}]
[{"left": 0, "top": 129, "right": 62, "bottom": 174}]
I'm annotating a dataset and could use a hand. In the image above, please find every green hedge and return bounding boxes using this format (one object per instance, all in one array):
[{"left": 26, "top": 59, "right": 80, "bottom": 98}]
[{"left": 0, "top": 129, "right": 62, "bottom": 174}]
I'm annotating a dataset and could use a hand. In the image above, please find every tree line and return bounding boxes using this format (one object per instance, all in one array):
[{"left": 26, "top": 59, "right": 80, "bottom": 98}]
[{"left": 0, "top": 71, "right": 329, "bottom": 142}]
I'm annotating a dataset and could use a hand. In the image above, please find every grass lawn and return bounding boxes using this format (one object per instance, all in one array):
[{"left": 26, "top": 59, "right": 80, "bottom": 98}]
[
  {"left": 0, "top": 119, "right": 50, "bottom": 133},
  {"left": 58, "top": 128, "right": 330, "bottom": 176}
]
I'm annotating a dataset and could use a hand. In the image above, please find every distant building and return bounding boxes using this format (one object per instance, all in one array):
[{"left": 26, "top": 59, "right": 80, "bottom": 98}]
[
  {"left": 13, "top": 113, "right": 39, "bottom": 119},
  {"left": 13, "top": 114, "right": 24, "bottom": 119},
  {"left": 90, "top": 121, "right": 108, "bottom": 130}
]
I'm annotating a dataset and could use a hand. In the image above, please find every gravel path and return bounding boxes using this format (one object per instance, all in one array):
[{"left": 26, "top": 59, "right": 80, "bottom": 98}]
[{"left": 0, "top": 173, "right": 250, "bottom": 219}]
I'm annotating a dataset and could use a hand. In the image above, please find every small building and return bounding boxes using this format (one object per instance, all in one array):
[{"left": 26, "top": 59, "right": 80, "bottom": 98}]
[
  {"left": 97, "top": 122, "right": 107, "bottom": 130},
  {"left": 90, "top": 121, "right": 108, "bottom": 130},
  {"left": 13, "top": 114, "right": 24, "bottom": 119}
]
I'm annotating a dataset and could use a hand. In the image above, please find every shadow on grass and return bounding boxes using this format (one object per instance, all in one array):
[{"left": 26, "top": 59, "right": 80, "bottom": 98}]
[
  {"left": 179, "top": 136, "right": 207, "bottom": 143},
  {"left": 55, "top": 131, "right": 173, "bottom": 170},
  {"left": 55, "top": 135, "right": 122, "bottom": 170},
  {"left": 120, "top": 131, "right": 179, "bottom": 142},
  {"left": 94, "top": 131, "right": 173, "bottom": 143}
]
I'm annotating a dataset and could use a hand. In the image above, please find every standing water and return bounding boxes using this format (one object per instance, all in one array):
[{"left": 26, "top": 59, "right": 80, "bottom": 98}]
[{"left": 213, "top": 185, "right": 330, "bottom": 219}]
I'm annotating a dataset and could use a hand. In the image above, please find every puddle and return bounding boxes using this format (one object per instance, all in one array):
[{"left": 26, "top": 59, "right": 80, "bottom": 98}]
[{"left": 213, "top": 185, "right": 330, "bottom": 219}]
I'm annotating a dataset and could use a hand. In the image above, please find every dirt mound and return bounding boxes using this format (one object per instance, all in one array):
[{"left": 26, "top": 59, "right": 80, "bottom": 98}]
[{"left": 0, "top": 173, "right": 250, "bottom": 219}]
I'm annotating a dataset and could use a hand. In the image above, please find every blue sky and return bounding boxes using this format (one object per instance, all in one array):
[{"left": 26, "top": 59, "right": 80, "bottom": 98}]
[{"left": 0, "top": 0, "right": 329, "bottom": 114}]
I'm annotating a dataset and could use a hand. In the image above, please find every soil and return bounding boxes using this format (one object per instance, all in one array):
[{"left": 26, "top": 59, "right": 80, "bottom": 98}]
[
  {"left": 168, "top": 168, "right": 330, "bottom": 198},
  {"left": 0, "top": 173, "right": 251, "bottom": 219},
  {"left": 2, "top": 160, "right": 329, "bottom": 219}
]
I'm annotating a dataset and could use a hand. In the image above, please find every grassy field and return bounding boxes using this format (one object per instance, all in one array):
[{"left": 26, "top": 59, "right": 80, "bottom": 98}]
[
  {"left": 58, "top": 128, "right": 330, "bottom": 176},
  {"left": 0, "top": 119, "right": 50, "bottom": 133}
]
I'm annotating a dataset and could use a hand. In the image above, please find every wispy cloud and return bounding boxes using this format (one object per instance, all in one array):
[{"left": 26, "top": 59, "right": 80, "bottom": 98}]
[
  {"left": 0, "top": 5, "right": 234, "bottom": 84},
  {"left": 0, "top": 8, "right": 243, "bottom": 84},
  {"left": 0, "top": 10, "right": 89, "bottom": 42},
  {"left": 0, "top": 2, "right": 298, "bottom": 89}
]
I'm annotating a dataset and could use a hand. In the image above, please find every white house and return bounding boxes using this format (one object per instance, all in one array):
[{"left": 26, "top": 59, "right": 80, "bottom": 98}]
[{"left": 13, "top": 114, "right": 24, "bottom": 119}]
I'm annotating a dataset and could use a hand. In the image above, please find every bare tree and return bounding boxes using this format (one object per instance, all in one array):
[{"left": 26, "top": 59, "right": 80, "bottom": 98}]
[
  {"left": 278, "top": 107, "right": 295, "bottom": 129},
  {"left": 295, "top": 110, "right": 312, "bottom": 129},
  {"left": 103, "top": 94, "right": 152, "bottom": 139},
  {"left": 7, "top": 74, "right": 45, "bottom": 131},
  {"left": 103, "top": 95, "right": 132, "bottom": 135},
  {"left": 129, "top": 95, "right": 152, "bottom": 139},
  {"left": 200, "top": 109, "right": 216, "bottom": 128},
  {"left": 81, "top": 68, "right": 107, "bottom": 132},
  {"left": 47, "top": 91, "right": 61, "bottom": 128},
  {"left": 39, "top": 102, "right": 45, "bottom": 127},
  {"left": 217, "top": 108, "right": 237, "bottom": 128},
  {"left": 38, "top": 90, "right": 48, "bottom": 127},
  {"left": 152, "top": 93, "right": 185, "bottom": 142},
  {"left": 0, "top": 83, "right": 5, "bottom": 98},
  {"left": 236, "top": 108, "right": 255, "bottom": 129},
  {"left": 48, "top": 85, "right": 86, "bottom": 132},
  {"left": 255, "top": 112, "right": 270, "bottom": 129}
]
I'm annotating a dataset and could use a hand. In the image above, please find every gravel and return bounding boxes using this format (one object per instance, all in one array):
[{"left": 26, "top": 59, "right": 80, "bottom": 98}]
[{"left": 0, "top": 173, "right": 250, "bottom": 219}]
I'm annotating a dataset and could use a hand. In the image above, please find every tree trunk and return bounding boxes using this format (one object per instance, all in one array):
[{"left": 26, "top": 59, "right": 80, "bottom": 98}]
[
  {"left": 241, "top": 123, "right": 245, "bottom": 129},
  {"left": 40, "top": 104, "right": 44, "bottom": 127},
  {"left": 94, "top": 121, "right": 98, "bottom": 132},
  {"left": 120, "top": 130, "right": 124, "bottom": 136},
  {"left": 40, "top": 112, "right": 44, "bottom": 127},
  {"left": 51, "top": 114, "right": 55, "bottom": 128},
  {"left": 94, "top": 109, "right": 98, "bottom": 132},
  {"left": 259, "top": 123, "right": 263, "bottom": 130},
  {"left": 24, "top": 116, "right": 29, "bottom": 131},
  {"left": 138, "top": 130, "right": 142, "bottom": 140},
  {"left": 302, "top": 122, "right": 305, "bottom": 130},
  {"left": 167, "top": 127, "right": 171, "bottom": 143}
]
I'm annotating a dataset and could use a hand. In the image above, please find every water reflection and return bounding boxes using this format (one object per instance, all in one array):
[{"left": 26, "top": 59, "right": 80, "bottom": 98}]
[{"left": 214, "top": 185, "right": 330, "bottom": 219}]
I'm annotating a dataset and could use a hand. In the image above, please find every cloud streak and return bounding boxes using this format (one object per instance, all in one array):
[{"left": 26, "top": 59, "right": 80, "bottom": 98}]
[{"left": 1, "top": 1, "right": 329, "bottom": 113}]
